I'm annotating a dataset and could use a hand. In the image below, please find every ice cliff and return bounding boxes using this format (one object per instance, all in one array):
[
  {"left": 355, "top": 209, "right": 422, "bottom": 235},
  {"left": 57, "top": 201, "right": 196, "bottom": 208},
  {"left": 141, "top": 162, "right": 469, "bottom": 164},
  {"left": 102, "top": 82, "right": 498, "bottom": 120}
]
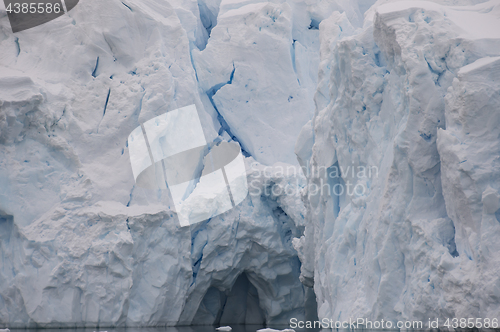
[
  {"left": 0, "top": 0, "right": 322, "bottom": 326},
  {"left": 1, "top": 0, "right": 500, "bottom": 328},
  {"left": 294, "top": 0, "right": 500, "bottom": 323},
  {"left": 0, "top": 165, "right": 312, "bottom": 326}
]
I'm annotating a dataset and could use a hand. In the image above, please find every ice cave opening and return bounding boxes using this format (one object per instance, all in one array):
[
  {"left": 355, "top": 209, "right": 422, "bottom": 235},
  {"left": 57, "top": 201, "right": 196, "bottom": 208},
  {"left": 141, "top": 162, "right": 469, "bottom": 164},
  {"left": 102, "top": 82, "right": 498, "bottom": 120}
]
[
  {"left": 0, "top": 210, "right": 14, "bottom": 241},
  {"left": 193, "top": 273, "right": 266, "bottom": 325}
]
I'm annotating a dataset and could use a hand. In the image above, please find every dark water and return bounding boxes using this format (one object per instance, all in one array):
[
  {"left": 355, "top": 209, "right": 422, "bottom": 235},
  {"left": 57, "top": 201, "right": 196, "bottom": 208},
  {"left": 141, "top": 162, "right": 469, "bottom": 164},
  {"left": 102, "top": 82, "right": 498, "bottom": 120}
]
[
  {"left": 6, "top": 327, "right": 490, "bottom": 332},
  {"left": 3, "top": 326, "right": 321, "bottom": 332},
  {"left": 4, "top": 327, "right": 485, "bottom": 332}
]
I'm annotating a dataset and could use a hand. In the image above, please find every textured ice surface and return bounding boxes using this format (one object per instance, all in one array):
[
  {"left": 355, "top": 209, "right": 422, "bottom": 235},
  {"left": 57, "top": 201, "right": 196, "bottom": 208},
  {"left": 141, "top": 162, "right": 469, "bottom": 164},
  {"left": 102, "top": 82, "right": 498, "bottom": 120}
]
[
  {"left": 296, "top": 0, "right": 500, "bottom": 323},
  {"left": 192, "top": 0, "right": 379, "bottom": 165},
  {"left": 1, "top": 0, "right": 500, "bottom": 327},
  {"left": 0, "top": 158, "right": 311, "bottom": 326},
  {"left": 0, "top": 0, "right": 319, "bottom": 326}
]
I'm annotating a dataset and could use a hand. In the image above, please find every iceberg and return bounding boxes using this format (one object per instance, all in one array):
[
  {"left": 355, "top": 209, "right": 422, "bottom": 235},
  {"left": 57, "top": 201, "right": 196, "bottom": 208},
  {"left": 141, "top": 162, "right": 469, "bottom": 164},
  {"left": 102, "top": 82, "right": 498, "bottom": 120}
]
[
  {"left": 0, "top": 0, "right": 318, "bottom": 326},
  {"left": 0, "top": 159, "right": 312, "bottom": 326},
  {"left": 1, "top": 0, "right": 499, "bottom": 327},
  {"left": 295, "top": 0, "right": 500, "bottom": 323}
]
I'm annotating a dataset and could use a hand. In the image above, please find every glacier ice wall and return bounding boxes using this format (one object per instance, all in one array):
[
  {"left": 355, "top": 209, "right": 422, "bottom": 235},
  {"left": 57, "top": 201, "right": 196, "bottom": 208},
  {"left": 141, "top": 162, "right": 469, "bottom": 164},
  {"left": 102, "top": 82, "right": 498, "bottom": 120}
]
[
  {"left": 192, "top": 0, "right": 373, "bottom": 165},
  {"left": 0, "top": 162, "right": 311, "bottom": 327},
  {"left": 0, "top": 0, "right": 336, "bottom": 325},
  {"left": 1, "top": 0, "right": 500, "bottom": 326},
  {"left": 295, "top": 0, "right": 500, "bottom": 322}
]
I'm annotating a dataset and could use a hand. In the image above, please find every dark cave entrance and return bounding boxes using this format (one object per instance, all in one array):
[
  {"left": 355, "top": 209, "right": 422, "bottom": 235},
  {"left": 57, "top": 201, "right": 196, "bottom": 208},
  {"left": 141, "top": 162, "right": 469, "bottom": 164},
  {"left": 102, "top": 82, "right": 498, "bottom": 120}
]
[
  {"left": 193, "top": 273, "right": 266, "bottom": 325},
  {"left": 0, "top": 210, "right": 14, "bottom": 242}
]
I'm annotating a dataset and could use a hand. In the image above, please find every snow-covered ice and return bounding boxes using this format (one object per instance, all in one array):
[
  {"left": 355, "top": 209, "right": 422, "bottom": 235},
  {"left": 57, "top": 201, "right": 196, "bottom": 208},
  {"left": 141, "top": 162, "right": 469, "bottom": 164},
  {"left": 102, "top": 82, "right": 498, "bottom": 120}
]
[
  {"left": 1, "top": 0, "right": 500, "bottom": 327},
  {"left": 0, "top": 0, "right": 320, "bottom": 326},
  {"left": 295, "top": 0, "right": 500, "bottom": 323}
]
